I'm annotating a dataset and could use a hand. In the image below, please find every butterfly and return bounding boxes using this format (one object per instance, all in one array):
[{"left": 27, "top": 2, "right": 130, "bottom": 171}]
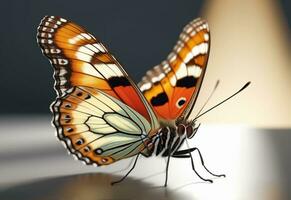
[{"left": 37, "top": 16, "right": 229, "bottom": 186}]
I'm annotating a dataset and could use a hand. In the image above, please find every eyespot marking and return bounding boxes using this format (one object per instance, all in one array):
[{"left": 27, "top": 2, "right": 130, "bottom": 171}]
[
  {"left": 85, "top": 94, "right": 91, "bottom": 100},
  {"left": 84, "top": 146, "right": 90, "bottom": 152},
  {"left": 66, "top": 127, "right": 73, "bottom": 133},
  {"left": 65, "top": 103, "right": 71, "bottom": 108},
  {"left": 76, "top": 138, "right": 84, "bottom": 145},
  {"left": 176, "top": 97, "right": 186, "bottom": 108},
  {"left": 94, "top": 148, "right": 103, "bottom": 155}
]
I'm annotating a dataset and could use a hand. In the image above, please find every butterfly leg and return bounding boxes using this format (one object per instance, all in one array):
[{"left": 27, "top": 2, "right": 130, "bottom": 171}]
[
  {"left": 112, "top": 157, "right": 136, "bottom": 174},
  {"left": 111, "top": 154, "right": 140, "bottom": 185},
  {"left": 164, "top": 147, "right": 172, "bottom": 187},
  {"left": 172, "top": 147, "right": 225, "bottom": 182}
]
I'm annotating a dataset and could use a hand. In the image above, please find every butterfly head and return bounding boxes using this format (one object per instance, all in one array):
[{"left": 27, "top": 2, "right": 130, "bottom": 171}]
[{"left": 175, "top": 117, "right": 198, "bottom": 139}]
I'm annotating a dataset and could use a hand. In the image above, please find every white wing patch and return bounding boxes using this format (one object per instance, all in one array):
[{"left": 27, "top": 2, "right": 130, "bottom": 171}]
[{"left": 104, "top": 113, "right": 142, "bottom": 134}]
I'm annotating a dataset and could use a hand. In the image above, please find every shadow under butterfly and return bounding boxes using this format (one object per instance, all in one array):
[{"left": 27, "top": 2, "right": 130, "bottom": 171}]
[
  {"left": 36, "top": 15, "right": 250, "bottom": 186},
  {"left": 0, "top": 173, "right": 195, "bottom": 200}
]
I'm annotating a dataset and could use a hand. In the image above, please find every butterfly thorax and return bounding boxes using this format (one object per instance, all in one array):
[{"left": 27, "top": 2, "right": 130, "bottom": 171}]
[{"left": 144, "top": 119, "right": 198, "bottom": 157}]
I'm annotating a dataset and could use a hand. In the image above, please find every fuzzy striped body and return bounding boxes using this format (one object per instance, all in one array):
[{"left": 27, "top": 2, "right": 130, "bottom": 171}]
[{"left": 146, "top": 121, "right": 196, "bottom": 157}]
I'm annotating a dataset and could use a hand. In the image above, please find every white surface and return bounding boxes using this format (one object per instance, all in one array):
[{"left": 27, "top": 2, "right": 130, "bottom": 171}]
[{"left": 0, "top": 116, "right": 287, "bottom": 199}]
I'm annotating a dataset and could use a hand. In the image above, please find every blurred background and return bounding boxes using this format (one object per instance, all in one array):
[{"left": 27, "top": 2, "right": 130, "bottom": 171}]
[{"left": 0, "top": 0, "right": 290, "bottom": 199}]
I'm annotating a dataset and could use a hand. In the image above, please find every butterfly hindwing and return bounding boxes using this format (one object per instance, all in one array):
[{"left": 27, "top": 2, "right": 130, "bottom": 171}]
[
  {"left": 53, "top": 86, "right": 153, "bottom": 166},
  {"left": 37, "top": 16, "right": 159, "bottom": 131},
  {"left": 138, "top": 18, "right": 210, "bottom": 123}
]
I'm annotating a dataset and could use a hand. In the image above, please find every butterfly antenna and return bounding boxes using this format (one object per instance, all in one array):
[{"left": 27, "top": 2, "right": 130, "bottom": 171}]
[
  {"left": 194, "top": 80, "right": 220, "bottom": 120},
  {"left": 193, "top": 81, "right": 251, "bottom": 120}
]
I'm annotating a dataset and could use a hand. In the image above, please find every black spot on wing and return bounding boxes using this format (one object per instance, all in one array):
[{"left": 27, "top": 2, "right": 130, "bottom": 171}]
[
  {"left": 108, "top": 76, "right": 131, "bottom": 87},
  {"left": 178, "top": 99, "right": 186, "bottom": 106},
  {"left": 176, "top": 76, "right": 197, "bottom": 88},
  {"left": 150, "top": 92, "right": 169, "bottom": 106}
]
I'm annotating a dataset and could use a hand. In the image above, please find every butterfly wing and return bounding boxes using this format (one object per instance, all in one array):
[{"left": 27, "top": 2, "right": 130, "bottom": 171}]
[
  {"left": 37, "top": 16, "right": 159, "bottom": 131},
  {"left": 37, "top": 16, "right": 161, "bottom": 165},
  {"left": 138, "top": 18, "right": 210, "bottom": 123},
  {"left": 53, "top": 86, "right": 153, "bottom": 165}
]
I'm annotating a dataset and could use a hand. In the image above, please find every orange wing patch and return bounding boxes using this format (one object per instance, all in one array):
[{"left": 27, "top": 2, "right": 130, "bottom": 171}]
[{"left": 138, "top": 18, "right": 210, "bottom": 123}]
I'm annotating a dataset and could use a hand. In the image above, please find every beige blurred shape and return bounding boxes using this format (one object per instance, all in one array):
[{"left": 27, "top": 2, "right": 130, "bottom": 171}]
[{"left": 192, "top": 0, "right": 291, "bottom": 128}]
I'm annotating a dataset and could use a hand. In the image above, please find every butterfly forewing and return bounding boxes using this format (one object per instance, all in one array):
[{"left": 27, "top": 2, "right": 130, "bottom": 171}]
[
  {"left": 37, "top": 16, "right": 159, "bottom": 130},
  {"left": 138, "top": 18, "right": 210, "bottom": 123}
]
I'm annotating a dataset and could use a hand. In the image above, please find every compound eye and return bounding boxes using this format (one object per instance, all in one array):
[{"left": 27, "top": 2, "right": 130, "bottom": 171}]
[
  {"left": 176, "top": 97, "right": 186, "bottom": 108},
  {"left": 177, "top": 124, "right": 186, "bottom": 136},
  {"left": 186, "top": 126, "right": 194, "bottom": 138}
]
